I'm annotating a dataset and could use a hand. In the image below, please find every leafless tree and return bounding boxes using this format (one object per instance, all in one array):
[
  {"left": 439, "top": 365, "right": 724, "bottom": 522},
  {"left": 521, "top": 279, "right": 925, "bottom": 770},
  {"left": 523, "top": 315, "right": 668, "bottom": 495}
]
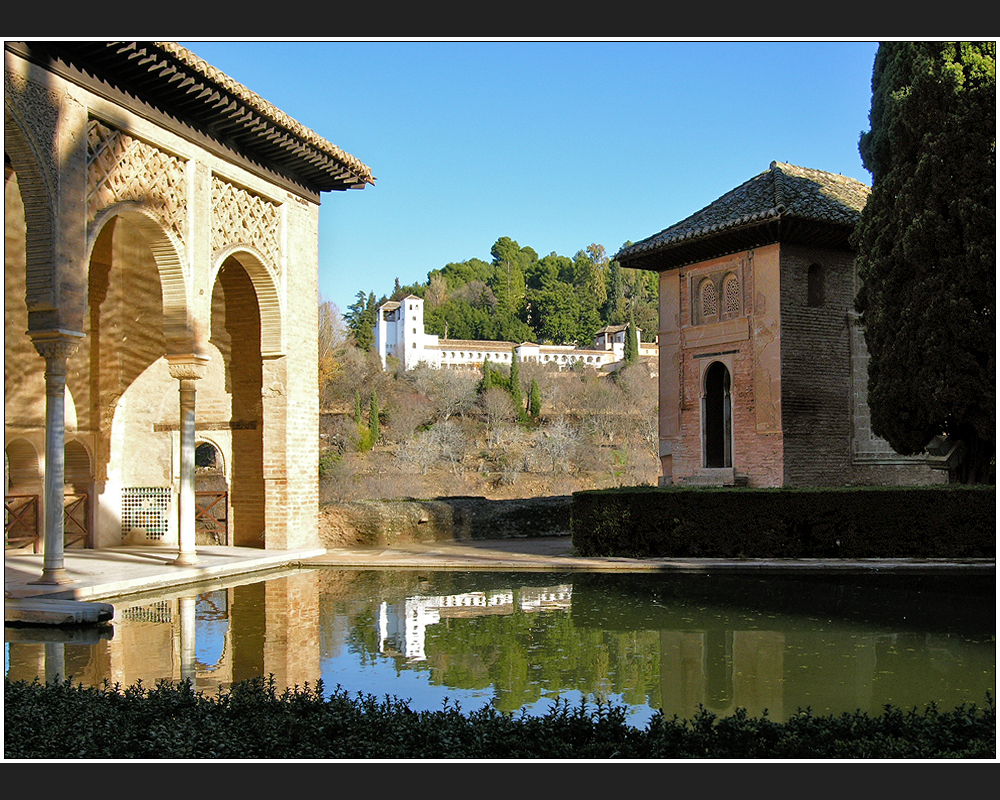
[
  {"left": 537, "top": 417, "right": 579, "bottom": 473},
  {"left": 410, "top": 364, "right": 479, "bottom": 422},
  {"left": 478, "top": 387, "right": 516, "bottom": 446}
]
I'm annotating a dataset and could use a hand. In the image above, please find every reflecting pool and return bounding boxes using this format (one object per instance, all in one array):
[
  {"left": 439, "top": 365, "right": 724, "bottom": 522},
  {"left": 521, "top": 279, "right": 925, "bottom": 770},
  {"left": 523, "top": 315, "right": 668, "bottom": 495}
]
[{"left": 5, "top": 568, "right": 995, "bottom": 727}]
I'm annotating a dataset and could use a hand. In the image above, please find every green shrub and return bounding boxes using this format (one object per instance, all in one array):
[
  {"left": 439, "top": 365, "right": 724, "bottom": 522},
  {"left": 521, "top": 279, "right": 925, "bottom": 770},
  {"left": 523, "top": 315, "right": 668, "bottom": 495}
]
[
  {"left": 571, "top": 485, "right": 995, "bottom": 559},
  {"left": 4, "top": 677, "right": 993, "bottom": 759}
]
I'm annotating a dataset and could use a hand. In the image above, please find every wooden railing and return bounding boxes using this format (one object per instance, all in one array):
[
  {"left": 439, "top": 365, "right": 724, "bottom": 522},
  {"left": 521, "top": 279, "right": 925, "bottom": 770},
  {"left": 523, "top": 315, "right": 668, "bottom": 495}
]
[
  {"left": 63, "top": 493, "right": 89, "bottom": 548},
  {"left": 196, "top": 491, "right": 228, "bottom": 545},
  {"left": 5, "top": 494, "right": 39, "bottom": 551},
  {"left": 5, "top": 493, "right": 91, "bottom": 550}
]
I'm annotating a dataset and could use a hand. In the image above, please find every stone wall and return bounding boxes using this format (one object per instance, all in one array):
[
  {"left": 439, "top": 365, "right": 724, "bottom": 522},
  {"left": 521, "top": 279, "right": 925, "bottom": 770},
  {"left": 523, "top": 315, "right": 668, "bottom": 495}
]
[{"left": 317, "top": 496, "right": 573, "bottom": 548}]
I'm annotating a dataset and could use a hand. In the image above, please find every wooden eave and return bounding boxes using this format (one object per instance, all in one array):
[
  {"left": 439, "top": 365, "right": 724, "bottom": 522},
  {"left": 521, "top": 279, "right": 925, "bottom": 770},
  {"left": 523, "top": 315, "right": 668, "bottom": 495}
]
[{"left": 6, "top": 40, "right": 375, "bottom": 202}]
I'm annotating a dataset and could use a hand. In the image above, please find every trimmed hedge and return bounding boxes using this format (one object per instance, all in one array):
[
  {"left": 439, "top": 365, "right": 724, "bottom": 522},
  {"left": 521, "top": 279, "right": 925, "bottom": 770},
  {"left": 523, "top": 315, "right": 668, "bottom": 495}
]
[
  {"left": 571, "top": 485, "right": 996, "bottom": 559},
  {"left": 4, "top": 677, "right": 994, "bottom": 759}
]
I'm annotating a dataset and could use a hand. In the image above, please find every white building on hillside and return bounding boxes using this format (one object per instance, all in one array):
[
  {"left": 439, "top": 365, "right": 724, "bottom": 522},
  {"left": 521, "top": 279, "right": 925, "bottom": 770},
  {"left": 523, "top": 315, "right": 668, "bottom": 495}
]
[{"left": 374, "top": 296, "right": 657, "bottom": 372}]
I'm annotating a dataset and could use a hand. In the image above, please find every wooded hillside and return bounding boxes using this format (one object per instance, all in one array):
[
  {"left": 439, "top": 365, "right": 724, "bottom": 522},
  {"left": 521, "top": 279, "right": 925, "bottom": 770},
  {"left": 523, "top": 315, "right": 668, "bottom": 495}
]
[{"left": 343, "top": 237, "right": 659, "bottom": 349}]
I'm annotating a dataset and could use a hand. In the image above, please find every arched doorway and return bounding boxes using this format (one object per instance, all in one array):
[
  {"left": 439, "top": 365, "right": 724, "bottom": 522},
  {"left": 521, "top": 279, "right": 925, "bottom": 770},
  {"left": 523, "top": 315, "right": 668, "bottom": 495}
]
[
  {"left": 703, "top": 361, "right": 732, "bottom": 469},
  {"left": 63, "top": 440, "right": 92, "bottom": 548},
  {"left": 210, "top": 257, "right": 265, "bottom": 547},
  {"left": 195, "top": 440, "right": 228, "bottom": 545}
]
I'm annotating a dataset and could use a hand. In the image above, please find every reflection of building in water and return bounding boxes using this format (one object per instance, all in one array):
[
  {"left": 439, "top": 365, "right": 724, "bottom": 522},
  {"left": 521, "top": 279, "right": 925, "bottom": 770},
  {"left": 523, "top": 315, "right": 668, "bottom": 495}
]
[
  {"left": 378, "top": 585, "right": 572, "bottom": 663},
  {"left": 519, "top": 587, "right": 573, "bottom": 613},
  {"left": 5, "top": 572, "right": 320, "bottom": 694}
]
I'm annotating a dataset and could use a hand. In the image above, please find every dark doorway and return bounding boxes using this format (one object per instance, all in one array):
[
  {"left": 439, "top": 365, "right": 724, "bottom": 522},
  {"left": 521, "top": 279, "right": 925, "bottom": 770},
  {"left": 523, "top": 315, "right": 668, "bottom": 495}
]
[{"left": 704, "top": 361, "right": 732, "bottom": 468}]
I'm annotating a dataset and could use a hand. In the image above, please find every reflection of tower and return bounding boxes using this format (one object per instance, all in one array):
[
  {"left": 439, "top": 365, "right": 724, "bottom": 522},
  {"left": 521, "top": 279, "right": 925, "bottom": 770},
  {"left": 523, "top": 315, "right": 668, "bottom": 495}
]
[
  {"left": 659, "top": 629, "right": 786, "bottom": 721},
  {"left": 704, "top": 629, "right": 733, "bottom": 710},
  {"left": 378, "top": 599, "right": 439, "bottom": 662}
]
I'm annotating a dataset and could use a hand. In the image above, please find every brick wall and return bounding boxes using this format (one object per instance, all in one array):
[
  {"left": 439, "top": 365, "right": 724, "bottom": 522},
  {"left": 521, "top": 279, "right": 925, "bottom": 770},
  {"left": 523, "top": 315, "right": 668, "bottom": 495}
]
[
  {"left": 663, "top": 246, "right": 784, "bottom": 487},
  {"left": 779, "top": 244, "right": 856, "bottom": 486}
]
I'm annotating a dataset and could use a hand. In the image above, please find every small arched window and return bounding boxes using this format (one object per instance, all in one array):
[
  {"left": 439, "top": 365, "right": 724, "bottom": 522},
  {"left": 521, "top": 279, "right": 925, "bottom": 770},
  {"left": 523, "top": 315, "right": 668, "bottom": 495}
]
[
  {"left": 723, "top": 273, "right": 741, "bottom": 317},
  {"left": 700, "top": 279, "right": 717, "bottom": 319}
]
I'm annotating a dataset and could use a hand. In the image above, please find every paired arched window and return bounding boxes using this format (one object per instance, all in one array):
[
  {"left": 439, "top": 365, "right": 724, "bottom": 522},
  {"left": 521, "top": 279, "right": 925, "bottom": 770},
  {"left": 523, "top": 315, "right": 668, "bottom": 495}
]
[{"left": 694, "top": 271, "right": 741, "bottom": 324}]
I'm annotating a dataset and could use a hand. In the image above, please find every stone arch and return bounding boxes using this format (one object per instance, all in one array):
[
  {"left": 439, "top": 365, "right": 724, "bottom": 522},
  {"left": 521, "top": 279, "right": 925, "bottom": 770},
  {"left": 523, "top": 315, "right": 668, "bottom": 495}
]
[
  {"left": 64, "top": 440, "right": 92, "bottom": 492},
  {"left": 703, "top": 360, "right": 732, "bottom": 469},
  {"left": 5, "top": 437, "right": 41, "bottom": 493},
  {"left": 209, "top": 255, "right": 266, "bottom": 546},
  {"left": 212, "top": 245, "right": 283, "bottom": 356},
  {"left": 88, "top": 201, "right": 192, "bottom": 352},
  {"left": 4, "top": 99, "right": 58, "bottom": 320},
  {"left": 195, "top": 438, "right": 226, "bottom": 476}
]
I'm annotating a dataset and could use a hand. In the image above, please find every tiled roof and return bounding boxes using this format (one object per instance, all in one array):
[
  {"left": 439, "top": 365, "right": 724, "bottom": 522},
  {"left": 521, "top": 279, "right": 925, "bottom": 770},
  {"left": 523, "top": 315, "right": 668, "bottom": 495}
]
[
  {"left": 617, "top": 162, "right": 870, "bottom": 268},
  {"left": 435, "top": 339, "right": 520, "bottom": 350}
]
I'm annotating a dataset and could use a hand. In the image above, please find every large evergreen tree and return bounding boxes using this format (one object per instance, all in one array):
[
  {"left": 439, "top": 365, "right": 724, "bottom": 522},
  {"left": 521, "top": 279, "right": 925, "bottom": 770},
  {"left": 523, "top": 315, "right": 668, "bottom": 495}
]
[
  {"left": 853, "top": 41, "right": 995, "bottom": 483},
  {"left": 623, "top": 311, "right": 639, "bottom": 366},
  {"left": 345, "top": 290, "right": 379, "bottom": 352}
]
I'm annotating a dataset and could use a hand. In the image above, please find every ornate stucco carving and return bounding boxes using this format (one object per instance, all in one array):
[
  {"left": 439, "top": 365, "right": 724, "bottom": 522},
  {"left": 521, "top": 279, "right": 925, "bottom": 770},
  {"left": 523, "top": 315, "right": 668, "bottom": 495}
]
[
  {"left": 86, "top": 119, "right": 187, "bottom": 244},
  {"left": 4, "top": 69, "right": 60, "bottom": 206},
  {"left": 211, "top": 175, "right": 281, "bottom": 273}
]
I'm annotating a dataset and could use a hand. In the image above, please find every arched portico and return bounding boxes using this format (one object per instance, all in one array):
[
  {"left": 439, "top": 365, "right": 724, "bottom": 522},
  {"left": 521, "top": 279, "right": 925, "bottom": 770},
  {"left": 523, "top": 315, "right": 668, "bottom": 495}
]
[
  {"left": 6, "top": 40, "right": 373, "bottom": 574},
  {"left": 206, "top": 249, "right": 285, "bottom": 548}
]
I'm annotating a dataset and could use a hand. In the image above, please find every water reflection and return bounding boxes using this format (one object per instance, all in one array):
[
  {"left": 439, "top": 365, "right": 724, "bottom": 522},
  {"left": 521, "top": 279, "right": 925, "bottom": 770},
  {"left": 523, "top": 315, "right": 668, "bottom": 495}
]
[{"left": 5, "top": 568, "right": 994, "bottom": 726}]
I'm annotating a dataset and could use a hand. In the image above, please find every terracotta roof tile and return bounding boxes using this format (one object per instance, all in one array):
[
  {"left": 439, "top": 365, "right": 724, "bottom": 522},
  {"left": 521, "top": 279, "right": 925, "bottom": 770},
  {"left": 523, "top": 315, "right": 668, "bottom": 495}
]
[{"left": 617, "top": 162, "right": 869, "bottom": 263}]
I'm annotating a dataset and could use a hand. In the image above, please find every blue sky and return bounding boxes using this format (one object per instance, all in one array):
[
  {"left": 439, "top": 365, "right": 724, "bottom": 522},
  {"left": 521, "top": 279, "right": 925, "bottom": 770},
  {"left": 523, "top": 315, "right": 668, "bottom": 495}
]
[{"left": 179, "top": 40, "right": 882, "bottom": 317}]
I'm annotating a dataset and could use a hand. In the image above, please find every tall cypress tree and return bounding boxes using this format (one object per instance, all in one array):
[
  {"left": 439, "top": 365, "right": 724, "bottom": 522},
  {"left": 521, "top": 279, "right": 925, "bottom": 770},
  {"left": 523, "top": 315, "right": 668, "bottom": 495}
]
[
  {"left": 368, "top": 388, "right": 380, "bottom": 444},
  {"left": 529, "top": 377, "right": 541, "bottom": 420},
  {"left": 853, "top": 42, "right": 995, "bottom": 483},
  {"left": 509, "top": 348, "right": 526, "bottom": 422},
  {"left": 623, "top": 313, "right": 639, "bottom": 366}
]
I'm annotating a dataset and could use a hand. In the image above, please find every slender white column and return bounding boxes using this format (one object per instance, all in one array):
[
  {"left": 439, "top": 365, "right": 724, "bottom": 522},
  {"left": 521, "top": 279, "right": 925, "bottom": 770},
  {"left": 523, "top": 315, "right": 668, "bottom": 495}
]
[
  {"left": 167, "top": 354, "right": 209, "bottom": 566},
  {"left": 29, "top": 330, "right": 84, "bottom": 585}
]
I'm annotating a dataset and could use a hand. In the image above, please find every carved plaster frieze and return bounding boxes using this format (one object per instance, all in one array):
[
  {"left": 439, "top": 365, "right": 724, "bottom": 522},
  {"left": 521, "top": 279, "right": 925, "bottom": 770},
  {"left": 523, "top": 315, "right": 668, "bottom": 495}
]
[
  {"left": 87, "top": 119, "right": 187, "bottom": 243},
  {"left": 211, "top": 175, "right": 281, "bottom": 273},
  {"left": 4, "top": 69, "right": 60, "bottom": 205}
]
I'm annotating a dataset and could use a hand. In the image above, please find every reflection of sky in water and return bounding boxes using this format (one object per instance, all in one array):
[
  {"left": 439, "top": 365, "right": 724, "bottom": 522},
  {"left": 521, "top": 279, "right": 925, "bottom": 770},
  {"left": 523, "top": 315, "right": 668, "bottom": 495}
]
[
  {"left": 195, "top": 619, "right": 228, "bottom": 669},
  {"left": 195, "top": 591, "right": 228, "bottom": 670},
  {"left": 7, "top": 570, "right": 993, "bottom": 730},
  {"left": 319, "top": 639, "right": 661, "bottom": 728},
  {"left": 321, "top": 648, "right": 497, "bottom": 714}
]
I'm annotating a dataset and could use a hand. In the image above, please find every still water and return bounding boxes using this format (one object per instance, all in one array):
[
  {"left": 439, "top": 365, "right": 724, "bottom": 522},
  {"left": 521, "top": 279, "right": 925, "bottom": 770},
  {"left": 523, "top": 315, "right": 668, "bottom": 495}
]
[{"left": 5, "top": 568, "right": 995, "bottom": 728}]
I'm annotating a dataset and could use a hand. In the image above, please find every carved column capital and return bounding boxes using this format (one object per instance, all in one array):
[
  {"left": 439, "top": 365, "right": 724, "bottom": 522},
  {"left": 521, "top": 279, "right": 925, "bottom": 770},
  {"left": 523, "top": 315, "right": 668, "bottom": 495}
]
[
  {"left": 29, "top": 329, "right": 85, "bottom": 361},
  {"left": 166, "top": 353, "right": 211, "bottom": 382}
]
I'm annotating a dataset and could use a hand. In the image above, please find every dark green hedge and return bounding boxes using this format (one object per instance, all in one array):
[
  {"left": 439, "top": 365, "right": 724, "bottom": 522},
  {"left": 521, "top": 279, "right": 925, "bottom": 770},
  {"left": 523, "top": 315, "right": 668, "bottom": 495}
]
[
  {"left": 571, "top": 485, "right": 996, "bottom": 559},
  {"left": 4, "top": 677, "right": 994, "bottom": 759}
]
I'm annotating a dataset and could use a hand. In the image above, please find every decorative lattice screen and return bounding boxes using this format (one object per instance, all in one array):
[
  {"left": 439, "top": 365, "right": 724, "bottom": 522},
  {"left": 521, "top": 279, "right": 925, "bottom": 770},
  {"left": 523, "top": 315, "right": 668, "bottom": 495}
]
[
  {"left": 120, "top": 600, "right": 173, "bottom": 624},
  {"left": 121, "top": 487, "right": 172, "bottom": 541}
]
